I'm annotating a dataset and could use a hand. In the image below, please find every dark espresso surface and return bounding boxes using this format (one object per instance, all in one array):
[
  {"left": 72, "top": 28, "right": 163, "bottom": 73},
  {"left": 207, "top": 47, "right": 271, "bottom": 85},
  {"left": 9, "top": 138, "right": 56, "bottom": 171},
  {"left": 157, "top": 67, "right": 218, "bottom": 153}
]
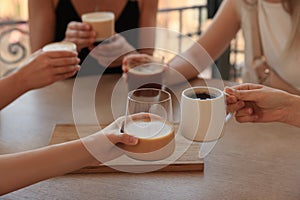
[
  {"left": 188, "top": 93, "right": 216, "bottom": 100},
  {"left": 93, "top": 40, "right": 111, "bottom": 46}
]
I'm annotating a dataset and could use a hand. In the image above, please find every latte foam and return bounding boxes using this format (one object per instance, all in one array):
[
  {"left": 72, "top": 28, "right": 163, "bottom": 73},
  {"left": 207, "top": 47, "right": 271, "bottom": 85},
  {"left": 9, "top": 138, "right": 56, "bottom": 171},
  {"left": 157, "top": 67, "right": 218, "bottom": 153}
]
[{"left": 42, "top": 42, "right": 77, "bottom": 52}]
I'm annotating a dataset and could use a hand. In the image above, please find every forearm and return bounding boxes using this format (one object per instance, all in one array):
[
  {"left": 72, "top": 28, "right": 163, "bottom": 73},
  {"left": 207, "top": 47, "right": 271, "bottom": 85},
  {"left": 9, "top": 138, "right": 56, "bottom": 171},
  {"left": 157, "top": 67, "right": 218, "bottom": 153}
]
[
  {"left": 285, "top": 94, "right": 300, "bottom": 128},
  {"left": 165, "top": 48, "right": 210, "bottom": 85},
  {"left": 0, "top": 72, "right": 28, "bottom": 110},
  {"left": 0, "top": 139, "right": 96, "bottom": 195},
  {"left": 28, "top": 0, "right": 55, "bottom": 52}
]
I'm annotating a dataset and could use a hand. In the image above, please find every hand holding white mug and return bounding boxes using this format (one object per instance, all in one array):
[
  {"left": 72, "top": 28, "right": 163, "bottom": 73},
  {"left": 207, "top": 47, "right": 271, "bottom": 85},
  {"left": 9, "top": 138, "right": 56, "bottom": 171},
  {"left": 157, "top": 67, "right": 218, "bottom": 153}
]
[
  {"left": 17, "top": 50, "right": 80, "bottom": 91},
  {"left": 225, "top": 83, "right": 297, "bottom": 124}
]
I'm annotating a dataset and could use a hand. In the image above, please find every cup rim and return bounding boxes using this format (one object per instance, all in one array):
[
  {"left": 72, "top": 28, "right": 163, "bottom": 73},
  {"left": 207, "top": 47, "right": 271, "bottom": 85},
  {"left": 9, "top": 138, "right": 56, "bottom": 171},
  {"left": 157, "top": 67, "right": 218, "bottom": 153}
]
[
  {"left": 81, "top": 11, "right": 115, "bottom": 20},
  {"left": 128, "top": 63, "right": 165, "bottom": 75},
  {"left": 182, "top": 86, "right": 224, "bottom": 101},
  {"left": 128, "top": 88, "right": 171, "bottom": 104},
  {"left": 42, "top": 41, "right": 77, "bottom": 52}
]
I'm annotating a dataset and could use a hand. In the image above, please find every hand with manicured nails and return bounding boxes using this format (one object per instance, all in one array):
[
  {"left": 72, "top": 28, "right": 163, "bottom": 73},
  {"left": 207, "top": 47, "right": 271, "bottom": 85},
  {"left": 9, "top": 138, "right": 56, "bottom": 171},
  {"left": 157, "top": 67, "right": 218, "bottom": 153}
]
[{"left": 225, "top": 83, "right": 300, "bottom": 127}]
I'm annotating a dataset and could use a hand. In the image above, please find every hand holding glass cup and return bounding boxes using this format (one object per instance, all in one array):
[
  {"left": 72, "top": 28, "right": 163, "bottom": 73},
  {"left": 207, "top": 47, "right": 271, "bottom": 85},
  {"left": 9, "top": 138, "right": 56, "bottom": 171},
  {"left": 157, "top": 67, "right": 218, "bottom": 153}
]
[{"left": 119, "top": 88, "right": 175, "bottom": 161}]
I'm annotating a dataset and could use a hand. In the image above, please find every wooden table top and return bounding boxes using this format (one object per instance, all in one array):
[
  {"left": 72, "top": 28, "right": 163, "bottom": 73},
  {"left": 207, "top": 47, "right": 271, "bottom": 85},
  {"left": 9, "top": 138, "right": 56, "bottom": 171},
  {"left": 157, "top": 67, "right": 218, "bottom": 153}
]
[{"left": 1, "top": 74, "right": 300, "bottom": 200}]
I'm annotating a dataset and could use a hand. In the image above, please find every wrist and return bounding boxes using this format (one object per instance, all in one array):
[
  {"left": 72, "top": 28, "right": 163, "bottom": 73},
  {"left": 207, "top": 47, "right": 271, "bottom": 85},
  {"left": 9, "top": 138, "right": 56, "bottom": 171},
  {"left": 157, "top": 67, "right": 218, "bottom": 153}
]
[
  {"left": 10, "top": 70, "right": 31, "bottom": 93},
  {"left": 284, "top": 94, "right": 300, "bottom": 127}
]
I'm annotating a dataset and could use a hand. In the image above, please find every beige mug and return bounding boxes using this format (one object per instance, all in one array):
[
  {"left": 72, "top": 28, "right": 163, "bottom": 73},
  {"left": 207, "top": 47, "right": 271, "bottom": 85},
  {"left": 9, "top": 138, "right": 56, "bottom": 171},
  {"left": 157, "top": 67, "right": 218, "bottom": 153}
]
[{"left": 81, "top": 12, "right": 115, "bottom": 44}]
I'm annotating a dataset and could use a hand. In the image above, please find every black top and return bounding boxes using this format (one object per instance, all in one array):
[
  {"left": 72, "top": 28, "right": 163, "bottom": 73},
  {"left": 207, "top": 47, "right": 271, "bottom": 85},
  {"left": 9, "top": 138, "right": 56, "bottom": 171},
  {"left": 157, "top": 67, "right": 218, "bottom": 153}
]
[{"left": 55, "top": 0, "right": 140, "bottom": 75}]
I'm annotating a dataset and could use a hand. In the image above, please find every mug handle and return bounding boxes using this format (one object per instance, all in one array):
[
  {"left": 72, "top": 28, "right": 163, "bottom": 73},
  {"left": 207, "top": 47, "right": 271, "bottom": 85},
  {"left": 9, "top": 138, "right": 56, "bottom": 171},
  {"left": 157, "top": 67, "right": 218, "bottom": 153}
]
[
  {"left": 225, "top": 112, "right": 232, "bottom": 123},
  {"left": 223, "top": 91, "right": 233, "bottom": 123}
]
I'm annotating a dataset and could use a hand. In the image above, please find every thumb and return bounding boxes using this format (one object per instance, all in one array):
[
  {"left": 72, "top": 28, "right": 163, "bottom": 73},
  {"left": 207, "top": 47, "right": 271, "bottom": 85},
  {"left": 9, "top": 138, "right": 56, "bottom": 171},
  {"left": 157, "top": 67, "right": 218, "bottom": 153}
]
[{"left": 108, "top": 133, "right": 138, "bottom": 145}]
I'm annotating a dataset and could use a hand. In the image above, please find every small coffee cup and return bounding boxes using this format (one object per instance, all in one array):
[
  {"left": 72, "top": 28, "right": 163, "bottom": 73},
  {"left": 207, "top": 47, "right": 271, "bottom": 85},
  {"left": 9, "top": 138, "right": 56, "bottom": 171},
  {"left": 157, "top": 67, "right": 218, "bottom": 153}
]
[
  {"left": 81, "top": 12, "right": 115, "bottom": 45},
  {"left": 180, "top": 86, "right": 230, "bottom": 142},
  {"left": 42, "top": 41, "right": 77, "bottom": 52},
  {"left": 127, "top": 63, "right": 165, "bottom": 92}
]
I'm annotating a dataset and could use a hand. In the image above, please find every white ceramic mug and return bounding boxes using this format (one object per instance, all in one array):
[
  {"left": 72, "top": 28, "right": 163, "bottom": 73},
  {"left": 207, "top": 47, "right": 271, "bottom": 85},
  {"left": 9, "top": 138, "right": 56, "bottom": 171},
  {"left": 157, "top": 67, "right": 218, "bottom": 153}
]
[{"left": 180, "top": 86, "right": 230, "bottom": 142}]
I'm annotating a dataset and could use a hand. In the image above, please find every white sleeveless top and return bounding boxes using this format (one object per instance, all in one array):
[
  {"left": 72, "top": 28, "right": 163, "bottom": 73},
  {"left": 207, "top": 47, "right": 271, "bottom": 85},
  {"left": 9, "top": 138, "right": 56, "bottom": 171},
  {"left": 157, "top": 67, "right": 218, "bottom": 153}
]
[{"left": 236, "top": 0, "right": 300, "bottom": 88}]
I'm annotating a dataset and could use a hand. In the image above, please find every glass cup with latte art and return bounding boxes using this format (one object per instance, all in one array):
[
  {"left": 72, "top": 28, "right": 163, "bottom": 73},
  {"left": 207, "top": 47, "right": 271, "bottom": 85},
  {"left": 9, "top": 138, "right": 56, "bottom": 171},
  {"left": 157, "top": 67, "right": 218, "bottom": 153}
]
[{"left": 120, "top": 88, "right": 175, "bottom": 161}]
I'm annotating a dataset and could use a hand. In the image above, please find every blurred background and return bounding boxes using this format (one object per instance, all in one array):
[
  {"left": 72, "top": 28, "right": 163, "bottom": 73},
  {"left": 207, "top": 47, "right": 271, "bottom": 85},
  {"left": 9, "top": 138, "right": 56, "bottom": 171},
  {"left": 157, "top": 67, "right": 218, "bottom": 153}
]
[{"left": 0, "top": 0, "right": 244, "bottom": 80}]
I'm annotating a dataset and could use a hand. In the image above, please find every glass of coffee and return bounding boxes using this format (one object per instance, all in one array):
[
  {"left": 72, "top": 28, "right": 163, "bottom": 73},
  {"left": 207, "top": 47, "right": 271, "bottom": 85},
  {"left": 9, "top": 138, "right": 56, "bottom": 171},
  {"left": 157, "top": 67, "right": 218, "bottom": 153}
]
[
  {"left": 120, "top": 88, "right": 175, "bottom": 161},
  {"left": 127, "top": 63, "right": 165, "bottom": 92},
  {"left": 81, "top": 12, "right": 115, "bottom": 45}
]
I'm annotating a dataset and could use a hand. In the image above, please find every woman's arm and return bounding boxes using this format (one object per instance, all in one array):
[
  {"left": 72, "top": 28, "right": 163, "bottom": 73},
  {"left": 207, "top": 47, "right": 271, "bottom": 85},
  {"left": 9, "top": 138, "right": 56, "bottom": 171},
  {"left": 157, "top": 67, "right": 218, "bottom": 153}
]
[
  {"left": 0, "top": 51, "right": 80, "bottom": 110},
  {"left": 28, "top": 0, "right": 56, "bottom": 52},
  {"left": 0, "top": 130, "right": 138, "bottom": 195},
  {"left": 0, "top": 70, "right": 28, "bottom": 110},
  {"left": 137, "top": 0, "right": 158, "bottom": 55},
  {"left": 0, "top": 140, "right": 94, "bottom": 195},
  {"left": 167, "top": 0, "right": 241, "bottom": 82}
]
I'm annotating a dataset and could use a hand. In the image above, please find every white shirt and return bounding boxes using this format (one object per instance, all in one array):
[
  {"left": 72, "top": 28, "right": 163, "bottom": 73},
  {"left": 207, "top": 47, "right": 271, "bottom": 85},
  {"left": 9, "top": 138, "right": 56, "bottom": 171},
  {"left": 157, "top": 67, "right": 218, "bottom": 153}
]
[{"left": 240, "top": 0, "right": 300, "bottom": 88}]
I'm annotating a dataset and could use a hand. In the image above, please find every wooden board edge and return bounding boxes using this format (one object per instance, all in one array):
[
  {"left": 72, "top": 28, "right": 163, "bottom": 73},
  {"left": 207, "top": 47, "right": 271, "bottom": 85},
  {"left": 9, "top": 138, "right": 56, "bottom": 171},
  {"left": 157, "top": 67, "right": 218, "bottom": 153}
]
[{"left": 69, "top": 163, "right": 204, "bottom": 174}]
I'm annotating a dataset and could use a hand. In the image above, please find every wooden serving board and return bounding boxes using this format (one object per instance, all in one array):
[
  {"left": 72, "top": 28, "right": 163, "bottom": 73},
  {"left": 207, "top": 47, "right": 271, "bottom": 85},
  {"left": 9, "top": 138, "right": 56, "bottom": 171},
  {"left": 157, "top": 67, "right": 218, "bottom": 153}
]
[{"left": 49, "top": 124, "right": 204, "bottom": 173}]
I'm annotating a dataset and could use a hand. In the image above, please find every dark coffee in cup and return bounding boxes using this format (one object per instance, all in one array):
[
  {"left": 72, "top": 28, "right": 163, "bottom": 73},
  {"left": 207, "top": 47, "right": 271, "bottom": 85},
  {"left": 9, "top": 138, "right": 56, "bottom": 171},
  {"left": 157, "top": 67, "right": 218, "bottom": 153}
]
[
  {"left": 93, "top": 39, "right": 112, "bottom": 46},
  {"left": 188, "top": 92, "right": 216, "bottom": 100}
]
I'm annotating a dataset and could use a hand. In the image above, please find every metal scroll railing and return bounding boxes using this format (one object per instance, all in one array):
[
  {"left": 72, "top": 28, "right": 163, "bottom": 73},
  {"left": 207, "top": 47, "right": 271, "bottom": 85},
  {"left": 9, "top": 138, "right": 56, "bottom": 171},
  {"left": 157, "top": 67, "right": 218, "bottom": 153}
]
[{"left": 0, "top": 20, "right": 29, "bottom": 76}]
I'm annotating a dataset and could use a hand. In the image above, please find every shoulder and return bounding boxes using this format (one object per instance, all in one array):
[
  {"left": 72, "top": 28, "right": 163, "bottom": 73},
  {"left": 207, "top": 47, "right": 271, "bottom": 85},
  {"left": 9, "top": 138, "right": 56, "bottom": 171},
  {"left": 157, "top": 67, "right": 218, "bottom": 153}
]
[
  {"left": 138, "top": 0, "right": 158, "bottom": 11},
  {"left": 28, "top": 0, "right": 55, "bottom": 10},
  {"left": 28, "top": 0, "right": 55, "bottom": 6},
  {"left": 229, "top": 0, "right": 243, "bottom": 16},
  {"left": 229, "top": 0, "right": 257, "bottom": 19},
  {"left": 53, "top": 0, "right": 59, "bottom": 8}
]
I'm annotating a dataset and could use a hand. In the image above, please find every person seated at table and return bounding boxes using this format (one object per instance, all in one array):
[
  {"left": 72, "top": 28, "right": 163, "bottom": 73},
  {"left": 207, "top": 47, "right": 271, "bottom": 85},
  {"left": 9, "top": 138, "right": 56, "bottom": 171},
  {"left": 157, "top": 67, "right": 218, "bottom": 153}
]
[
  {"left": 0, "top": 53, "right": 138, "bottom": 194},
  {"left": 225, "top": 83, "right": 300, "bottom": 128},
  {"left": 123, "top": 0, "right": 300, "bottom": 95},
  {"left": 0, "top": 50, "right": 80, "bottom": 110},
  {"left": 28, "top": 0, "right": 158, "bottom": 75}
]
